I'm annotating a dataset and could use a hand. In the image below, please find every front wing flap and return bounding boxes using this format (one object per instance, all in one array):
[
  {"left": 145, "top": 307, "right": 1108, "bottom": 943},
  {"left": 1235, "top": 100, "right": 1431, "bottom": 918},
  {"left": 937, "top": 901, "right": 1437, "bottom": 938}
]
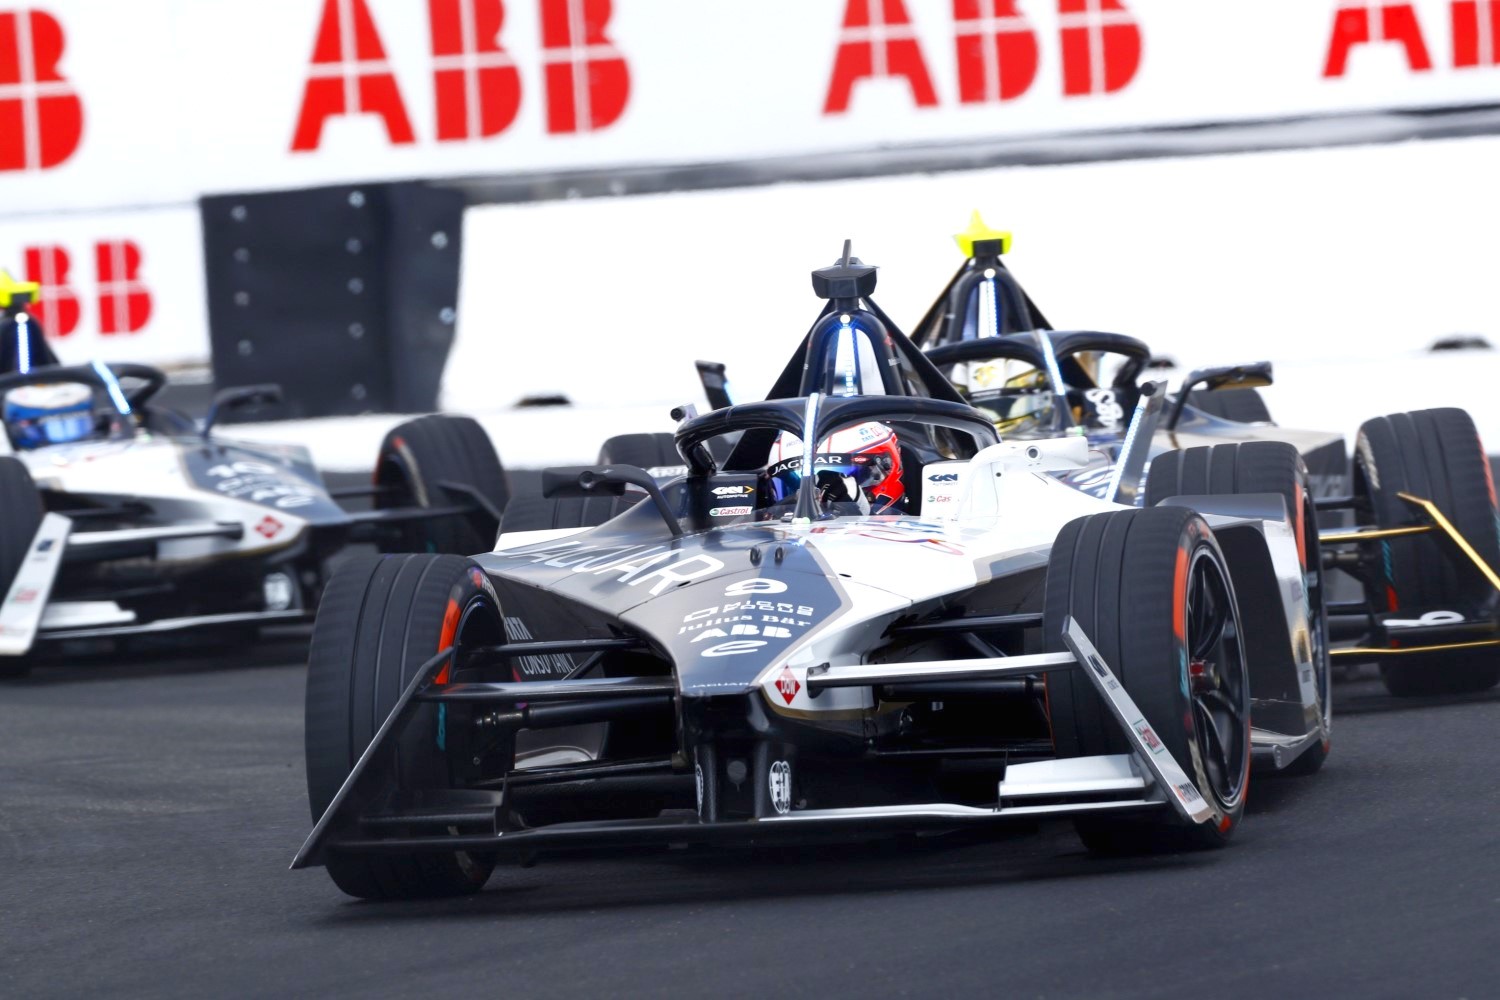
[{"left": 292, "top": 617, "right": 1211, "bottom": 869}]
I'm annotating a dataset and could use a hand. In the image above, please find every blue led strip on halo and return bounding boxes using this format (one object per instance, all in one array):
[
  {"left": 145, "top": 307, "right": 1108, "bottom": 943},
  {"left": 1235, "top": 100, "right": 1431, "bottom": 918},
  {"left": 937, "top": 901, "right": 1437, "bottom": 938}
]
[{"left": 91, "top": 359, "right": 132, "bottom": 415}]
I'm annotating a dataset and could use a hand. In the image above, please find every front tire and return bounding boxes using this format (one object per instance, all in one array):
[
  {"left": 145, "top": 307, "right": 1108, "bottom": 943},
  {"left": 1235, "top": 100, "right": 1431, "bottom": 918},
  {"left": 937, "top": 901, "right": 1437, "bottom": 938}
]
[
  {"left": 1146, "top": 441, "right": 1330, "bottom": 775},
  {"left": 1354, "top": 408, "right": 1500, "bottom": 697},
  {"left": 374, "top": 415, "right": 509, "bottom": 556},
  {"left": 0, "top": 457, "right": 42, "bottom": 679},
  {"left": 305, "top": 553, "right": 504, "bottom": 899},
  {"left": 1044, "top": 506, "right": 1251, "bottom": 853}
]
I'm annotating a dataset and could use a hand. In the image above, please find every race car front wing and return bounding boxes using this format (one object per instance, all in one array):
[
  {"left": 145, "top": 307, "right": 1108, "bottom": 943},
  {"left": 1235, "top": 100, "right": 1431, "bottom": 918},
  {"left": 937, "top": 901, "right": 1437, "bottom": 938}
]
[{"left": 291, "top": 617, "right": 1211, "bottom": 870}]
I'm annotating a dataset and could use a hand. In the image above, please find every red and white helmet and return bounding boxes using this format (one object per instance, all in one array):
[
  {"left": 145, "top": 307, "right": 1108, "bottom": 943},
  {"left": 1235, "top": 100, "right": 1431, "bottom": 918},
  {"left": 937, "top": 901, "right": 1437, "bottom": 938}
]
[{"left": 766, "top": 421, "right": 904, "bottom": 513}]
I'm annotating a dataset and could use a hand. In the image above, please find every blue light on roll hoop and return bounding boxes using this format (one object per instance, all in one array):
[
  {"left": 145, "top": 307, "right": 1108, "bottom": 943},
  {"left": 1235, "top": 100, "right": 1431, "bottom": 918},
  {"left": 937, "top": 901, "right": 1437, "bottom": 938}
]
[
  {"left": 92, "top": 359, "right": 132, "bottom": 415},
  {"left": 980, "top": 270, "right": 1000, "bottom": 340},
  {"left": 16, "top": 312, "right": 30, "bottom": 374},
  {"left": 834, "top": 314, "right": 860, "bottom": 397}
]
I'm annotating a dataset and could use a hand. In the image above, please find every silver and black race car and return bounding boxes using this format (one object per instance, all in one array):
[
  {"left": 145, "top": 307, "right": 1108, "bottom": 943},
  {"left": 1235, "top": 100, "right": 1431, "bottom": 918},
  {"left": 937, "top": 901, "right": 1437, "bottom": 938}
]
[
  {"left": 292, "top": 250, "right": 1333, "bottom": 899},
  {"left": 910, "top": 215, "right": 1500, "bottom": 699},
  {"left": 0, "top": 280, "right": 509, "bottom": 677}
]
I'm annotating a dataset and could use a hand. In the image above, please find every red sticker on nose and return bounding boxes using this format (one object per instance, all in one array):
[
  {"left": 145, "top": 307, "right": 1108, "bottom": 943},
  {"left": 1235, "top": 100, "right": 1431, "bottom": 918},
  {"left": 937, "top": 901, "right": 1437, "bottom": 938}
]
[{"left": 775, "top": 666, "right": 801, "bottom": 705}]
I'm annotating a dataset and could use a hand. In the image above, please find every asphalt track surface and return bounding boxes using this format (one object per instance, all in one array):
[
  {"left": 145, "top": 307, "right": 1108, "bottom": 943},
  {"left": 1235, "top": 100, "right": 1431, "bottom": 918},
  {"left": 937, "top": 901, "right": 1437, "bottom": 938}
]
[{"left": 3, "top": 644, "right": 1498, "bottom": 1000}]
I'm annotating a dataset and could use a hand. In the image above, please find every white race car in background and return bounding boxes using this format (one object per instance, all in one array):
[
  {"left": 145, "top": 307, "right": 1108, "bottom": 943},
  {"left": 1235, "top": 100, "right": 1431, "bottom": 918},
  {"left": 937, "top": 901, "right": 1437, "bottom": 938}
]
[{"left": 0, "top": 281, "right": 510, "bottom": 678}]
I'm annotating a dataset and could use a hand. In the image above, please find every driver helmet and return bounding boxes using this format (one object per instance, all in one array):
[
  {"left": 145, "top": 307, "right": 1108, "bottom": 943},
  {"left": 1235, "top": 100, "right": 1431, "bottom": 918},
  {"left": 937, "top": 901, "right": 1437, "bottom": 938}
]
[
  {"left": 3, "top": 382, "right": 94, "bottom": 449},
  {"left": 766, "top": 421, "right": 904, "bottom": 514}
]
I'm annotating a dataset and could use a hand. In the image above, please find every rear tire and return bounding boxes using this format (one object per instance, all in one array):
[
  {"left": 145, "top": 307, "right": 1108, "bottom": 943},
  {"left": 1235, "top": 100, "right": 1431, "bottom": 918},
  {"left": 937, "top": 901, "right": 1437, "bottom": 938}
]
[
  {"left": 1188, "top": 387, "right": 1273, "bottom": 425},
  {"left": 498, "top": 432, "right": 671, "bottom": 535},
  {"left": 499, "top": 491, "right": 637, "bottom": 534},
  {"left": 305, "top": 553, "right": 503, "bottom": 899},
  {"left": 1045, "top": 507, "right": 1251, "bottom": 853},
  {"left": 1145, "top": 442, "right": 1330, "bottom": 775},
  {"left": 0, "top": 458, "right": 42, "bottom": 679},
  {"left": 1354, "top": 408, "right": 1500, "bottom": 697},
  {"left": 375, "top": 415, "right": 508, "bottom": 556},
  {"left": 597, "top": 432, "right": 684, "bottom": 474}
]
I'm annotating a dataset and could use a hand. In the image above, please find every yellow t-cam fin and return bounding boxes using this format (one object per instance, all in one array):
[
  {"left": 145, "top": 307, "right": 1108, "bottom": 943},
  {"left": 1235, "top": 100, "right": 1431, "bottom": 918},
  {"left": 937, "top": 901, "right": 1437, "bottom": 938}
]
[
  {"left": 0, "top": 270, "right": 40, "bottom": 309},
  {"left": 954, "top": 211, "right": 1013, "bottom": 258}
]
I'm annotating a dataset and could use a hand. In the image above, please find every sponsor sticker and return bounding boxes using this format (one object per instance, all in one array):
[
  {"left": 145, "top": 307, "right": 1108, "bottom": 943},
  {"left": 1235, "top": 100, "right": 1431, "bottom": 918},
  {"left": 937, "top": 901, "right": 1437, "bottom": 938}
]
[
  {"left": 501, "top": 616, "right": 575, "bottom": 679},
  {"left": 498, "top": 541, "right": 725, "bottom": 597},
  {"left": 204, "top": 460, "right": 319, "bottom": 510},
  {"left": 701, "top": 640, "right": 766, "bottom": 657},
  {"left": 254, "top": 516, "right": 283, "bottom": 539},
  {"left": 10, "top": 588, "right": 38, "bottom": 605},
  {"left": 1175, "top": 782, "right": 1203, "bottom": 805},
  {"left": 1133, "top": 718, "right": 1166, "bottom": 755},
  {"left": 927, "top": 473, "right": 959, "bottom": 483},
  {"left": 775, "top": 665, "right": 801, "bottom": 705},
  {"left": 710, "top": 506, "right": 753, "bottom": 517},
  {"left": 712, "top": 485, "right": 755, "bottom": 496},
  {"left": 1386, "top": 610, "right": 1465, "bottom": 629},
  {"left": 691, "top": 624, "right": 792, "bottom": 643},
  {"left": 726, "top": 579, "right": 788, "bottom": 596},
  {"left": 769, "top": 760, "right": 792, "bottom": 814}
]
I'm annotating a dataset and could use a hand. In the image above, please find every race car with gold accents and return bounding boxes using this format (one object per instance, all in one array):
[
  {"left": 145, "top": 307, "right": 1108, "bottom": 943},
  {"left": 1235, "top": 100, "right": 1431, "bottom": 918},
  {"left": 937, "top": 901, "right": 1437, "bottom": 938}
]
[
  {"left": 293, "top": 247, "right": 1328, "bottom": 900},
  {"left": 914, "top": 216, "right": 1500, "bottom": 701},
  {"left": 0, "top": 272, "right": 509, "bottom": 678}
]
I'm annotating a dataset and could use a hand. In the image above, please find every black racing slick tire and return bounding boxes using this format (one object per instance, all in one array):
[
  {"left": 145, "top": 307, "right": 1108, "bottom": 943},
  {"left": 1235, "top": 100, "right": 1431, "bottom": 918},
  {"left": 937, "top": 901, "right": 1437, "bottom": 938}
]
[
  {"left": 1353, "top": 408, "right": 1500, "bottom": 697},
  {"left": 497, "top": 432, "right": 674, "bottom": 535},
  {"left": 1044, "top": 506, "right": 1251, "bottom": 853},
  {"left": 1187, "top": 386, "right": 1273, "bottom": 425},
  {"left": 305, "top": 553, "right": 504, "bottom": 900},
  {"left": 0, "top": 457, "right": 42, "bottom": 679},
  {"left": 597, "top": 432, "right": 685, "bottom": 474},
  {"left": 1146, "top": 442, "right": 1330, "bottom": 775},
  {"left": 375, "top": 415, "right": 509, "bottom": 556},
  {"left": 499, "top": 491, "right": 637, "bottom": 534}
]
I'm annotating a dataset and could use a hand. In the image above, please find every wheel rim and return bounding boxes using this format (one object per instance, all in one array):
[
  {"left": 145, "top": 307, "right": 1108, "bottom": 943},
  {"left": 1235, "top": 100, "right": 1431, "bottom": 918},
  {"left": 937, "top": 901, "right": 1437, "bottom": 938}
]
[{"left": 1184, "top": 546, "right": 1250, "bottom": 809}]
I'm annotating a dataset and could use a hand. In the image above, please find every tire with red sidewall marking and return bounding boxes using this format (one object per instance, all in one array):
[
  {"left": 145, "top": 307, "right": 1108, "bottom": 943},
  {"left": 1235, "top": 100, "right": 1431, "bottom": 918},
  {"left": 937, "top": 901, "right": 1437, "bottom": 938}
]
[
  {"left": 305, "top": 553, "right": 504, "bottom": 899},
  {"left": 1044, "top": 506, "right": 1251, "bottom": 853},
  {"left": 1145, "top": 441, "right": 1330, "bottom": 775},
  {"left": 1354, "top": 408, "right": 1500, "bottom": 697},
  {"left": 375, "top": 415, "right": 509, "bottom": 556}
]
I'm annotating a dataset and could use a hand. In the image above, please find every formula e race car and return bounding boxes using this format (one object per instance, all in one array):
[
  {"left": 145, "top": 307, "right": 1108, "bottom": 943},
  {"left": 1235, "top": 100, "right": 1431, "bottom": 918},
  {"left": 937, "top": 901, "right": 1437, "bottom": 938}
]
[
  {"left": 0, "top": 275, "right": 509, "bottom": 677},
  {"left": 908, "top": 214, "right": 1500, "bottom": 699},
  {"left": 293, "top": 249, "right": 1330, "bottom": 899}
]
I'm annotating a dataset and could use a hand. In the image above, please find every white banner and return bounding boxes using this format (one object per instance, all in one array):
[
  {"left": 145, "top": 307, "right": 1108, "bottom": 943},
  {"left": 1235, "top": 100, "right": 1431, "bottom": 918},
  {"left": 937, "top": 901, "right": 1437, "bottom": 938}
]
[
  {"left": 0, "top": 207, "right": 208, "bottom": 366},
  {"left": 1, "top": 0, "right": 1498, "bottom": 215}
]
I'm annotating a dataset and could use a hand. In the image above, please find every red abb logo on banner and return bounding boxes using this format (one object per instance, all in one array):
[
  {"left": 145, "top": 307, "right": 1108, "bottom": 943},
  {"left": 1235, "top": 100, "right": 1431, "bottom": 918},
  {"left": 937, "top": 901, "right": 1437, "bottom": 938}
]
[
  {"left": 0, "top": 9, "right": 82, "bottom": 172},
  {"left": 24, "top": 242, "right": 152, "bottom": 337},
  {"left": 1324, "top": 1, "right": 1500, "bottom": 75},
  {"left": 292, "top": 0, "right": 630, "bottom": 151},
  {"left": 826, "top": 0, "right": 1141, "bottom": 113}
]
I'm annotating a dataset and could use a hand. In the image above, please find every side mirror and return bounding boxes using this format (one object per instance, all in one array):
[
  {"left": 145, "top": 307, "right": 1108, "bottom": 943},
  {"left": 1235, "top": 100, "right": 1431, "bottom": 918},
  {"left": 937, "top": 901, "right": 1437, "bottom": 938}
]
[
  {"left": 202, "top": 383, "right": 283, "bottom": 440},
  {"left": 695, "top": 360, "right": 733, "bottom": 411},
  {"left": 542, "top": 465, "right": 682, "bottom": 537},
  {"left": 1192, "top": 361, "right": 1273, "bottom": 393},
  {"left": 1166, "top": 362, "right": 1272, "bottom": 429}
]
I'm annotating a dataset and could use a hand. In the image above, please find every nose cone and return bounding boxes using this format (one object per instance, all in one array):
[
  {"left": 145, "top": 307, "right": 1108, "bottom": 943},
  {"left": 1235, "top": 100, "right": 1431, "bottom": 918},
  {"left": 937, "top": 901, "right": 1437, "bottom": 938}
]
[{"left": 618, "top": 538, "right": 850, "bottom": 697}]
